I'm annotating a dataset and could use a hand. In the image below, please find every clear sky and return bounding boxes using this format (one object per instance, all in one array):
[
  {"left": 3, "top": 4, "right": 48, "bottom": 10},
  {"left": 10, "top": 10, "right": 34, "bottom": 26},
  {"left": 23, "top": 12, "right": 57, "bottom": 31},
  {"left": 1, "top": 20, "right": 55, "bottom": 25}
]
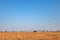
[{"left": 0, "top": 0, "right": 60, "bottom": 31}]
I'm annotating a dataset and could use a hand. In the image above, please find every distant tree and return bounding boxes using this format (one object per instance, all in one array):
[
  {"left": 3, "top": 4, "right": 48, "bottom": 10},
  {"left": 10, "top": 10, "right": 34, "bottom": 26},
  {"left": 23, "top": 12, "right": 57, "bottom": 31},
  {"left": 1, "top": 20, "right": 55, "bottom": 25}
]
[
  {"left": 33, "top": 30, "right": 37, "bottom": 32},
  {"left": 20, "top": 31, "right": 24, "bottom": 32},
  {"left": 0, "top": 31, "right": 3, "bottom": 32},
  {"left": 5, "top": 31, "right": 7, "bottom": 32},
  {"left": 12, "top": 31, "right": 15, "bottom": 32},
  {"left": 42, "top": 30, "right": 45, "bottom": 32},
  {"left": 56, "top": 30, "right": 60, "bottom": 32},
  {"left": 42, "top": 30, "right": 49, "bottom": 32}
]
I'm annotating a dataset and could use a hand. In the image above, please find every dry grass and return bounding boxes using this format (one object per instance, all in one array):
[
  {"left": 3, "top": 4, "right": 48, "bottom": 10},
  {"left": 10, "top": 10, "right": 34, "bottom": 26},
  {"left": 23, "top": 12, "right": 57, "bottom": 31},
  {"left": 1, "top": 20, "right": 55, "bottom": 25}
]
[{"left": 0, "top": 32, "right": 60, "bottom": 40}]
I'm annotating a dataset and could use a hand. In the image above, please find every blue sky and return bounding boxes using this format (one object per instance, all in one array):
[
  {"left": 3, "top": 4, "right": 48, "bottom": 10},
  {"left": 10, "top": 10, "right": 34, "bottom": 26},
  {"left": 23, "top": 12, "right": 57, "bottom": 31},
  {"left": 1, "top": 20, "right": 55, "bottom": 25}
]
[{"left": 0, "top": 0, "right": 60, "bottom": 31}]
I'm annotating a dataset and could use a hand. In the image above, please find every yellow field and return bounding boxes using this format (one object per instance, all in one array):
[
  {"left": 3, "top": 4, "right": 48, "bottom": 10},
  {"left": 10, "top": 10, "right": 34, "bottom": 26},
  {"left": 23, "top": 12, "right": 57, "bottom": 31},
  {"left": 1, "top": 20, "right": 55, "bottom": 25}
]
[{"left": 0, "top": 32, "right": 60, "bottom": 40}]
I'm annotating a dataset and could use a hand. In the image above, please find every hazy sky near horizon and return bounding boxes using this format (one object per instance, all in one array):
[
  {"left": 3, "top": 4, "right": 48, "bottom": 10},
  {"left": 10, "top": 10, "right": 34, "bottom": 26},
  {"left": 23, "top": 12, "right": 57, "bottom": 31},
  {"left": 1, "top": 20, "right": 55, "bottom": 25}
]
[{"left": 0, "top": 0, "right": 60, "bottom": 31}]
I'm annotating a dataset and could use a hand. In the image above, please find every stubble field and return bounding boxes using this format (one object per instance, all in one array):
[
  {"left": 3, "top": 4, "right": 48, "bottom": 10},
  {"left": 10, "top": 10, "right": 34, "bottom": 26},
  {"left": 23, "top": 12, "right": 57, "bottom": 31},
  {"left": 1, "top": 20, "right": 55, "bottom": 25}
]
[{"left": 0, "top": 32, "right": 60, "bottom": 40}]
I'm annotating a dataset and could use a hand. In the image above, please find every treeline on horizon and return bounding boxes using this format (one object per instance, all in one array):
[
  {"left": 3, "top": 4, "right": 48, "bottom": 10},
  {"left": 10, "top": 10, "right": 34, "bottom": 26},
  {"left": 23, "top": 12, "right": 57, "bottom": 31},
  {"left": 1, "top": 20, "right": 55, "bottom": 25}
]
[{"left": 0, "top": 30, "right": 60, "bottom": 32}]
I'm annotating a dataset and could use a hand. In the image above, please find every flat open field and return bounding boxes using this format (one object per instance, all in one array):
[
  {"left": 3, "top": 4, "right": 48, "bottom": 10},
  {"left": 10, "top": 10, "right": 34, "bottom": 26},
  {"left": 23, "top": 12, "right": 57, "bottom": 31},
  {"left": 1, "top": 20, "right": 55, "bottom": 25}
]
[{"left": 0, "top": 32, "right": 60, "bottom": 40}]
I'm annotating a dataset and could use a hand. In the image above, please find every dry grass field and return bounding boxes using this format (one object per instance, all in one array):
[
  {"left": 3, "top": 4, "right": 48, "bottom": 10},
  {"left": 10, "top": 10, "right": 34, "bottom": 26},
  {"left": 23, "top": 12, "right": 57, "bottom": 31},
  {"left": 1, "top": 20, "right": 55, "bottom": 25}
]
[{"left": 0, "top": 32, "right": 60, "bottom": 40}]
